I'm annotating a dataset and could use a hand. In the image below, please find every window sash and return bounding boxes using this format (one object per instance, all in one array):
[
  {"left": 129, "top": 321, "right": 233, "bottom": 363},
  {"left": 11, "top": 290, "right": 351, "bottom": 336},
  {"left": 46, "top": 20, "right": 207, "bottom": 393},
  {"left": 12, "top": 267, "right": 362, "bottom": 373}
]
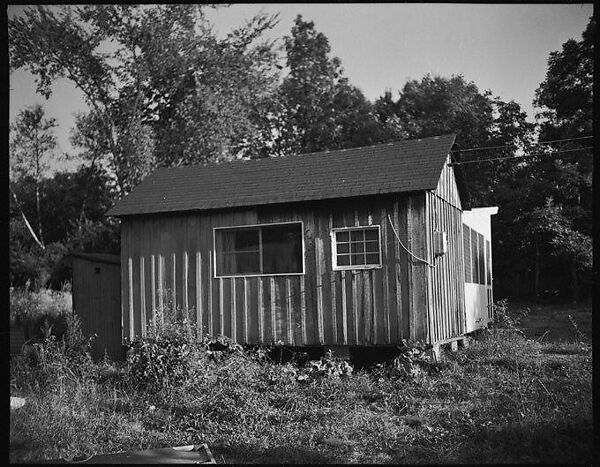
[
  {"left": 332, "top": 226, "right": 382, "bottom": 270},
  {"left": 214, "top": 222, "right": 304, "bottom": 277}
]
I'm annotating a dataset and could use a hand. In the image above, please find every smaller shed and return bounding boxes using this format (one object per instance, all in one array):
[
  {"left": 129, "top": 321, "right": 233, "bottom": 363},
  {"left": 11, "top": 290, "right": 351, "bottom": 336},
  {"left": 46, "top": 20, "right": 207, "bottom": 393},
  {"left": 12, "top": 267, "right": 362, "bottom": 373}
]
[{"left": 71, "top": 253, "right": 123, "bottom": 361}]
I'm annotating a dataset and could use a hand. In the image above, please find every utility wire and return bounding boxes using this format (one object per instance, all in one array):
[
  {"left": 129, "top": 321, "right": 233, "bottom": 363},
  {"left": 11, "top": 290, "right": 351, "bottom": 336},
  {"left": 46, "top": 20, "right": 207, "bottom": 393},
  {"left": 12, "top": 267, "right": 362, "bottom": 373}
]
[
  {"left": 448, "top": 146, "right": 593, "bottom": 166},
  {"left": 451, "top": 135, "right": 593, "bottom": 154},
  {"left": 387, "top": 214, "right": 435, "bottom": 268}
]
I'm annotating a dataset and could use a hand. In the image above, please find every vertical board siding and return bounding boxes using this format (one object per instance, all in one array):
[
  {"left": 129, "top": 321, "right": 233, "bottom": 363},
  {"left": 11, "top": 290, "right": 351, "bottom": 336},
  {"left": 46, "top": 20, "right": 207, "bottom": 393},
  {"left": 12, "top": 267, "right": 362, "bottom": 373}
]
[
  {"left": 122, "top": 193, "right": 455, "bottom": 347},
  {"left": 74, "top": 256, "right": 122, "bottom": 361},
  {"left": 427, "top": 190, "right": 466, "bottom": 342}
]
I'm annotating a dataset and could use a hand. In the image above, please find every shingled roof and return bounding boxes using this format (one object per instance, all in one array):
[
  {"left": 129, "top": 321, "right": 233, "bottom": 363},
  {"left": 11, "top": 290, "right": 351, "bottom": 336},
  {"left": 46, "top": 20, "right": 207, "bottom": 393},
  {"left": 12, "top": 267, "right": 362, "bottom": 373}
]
[{"left": 107, "top": 134, "right": 457, "bottom": 217}]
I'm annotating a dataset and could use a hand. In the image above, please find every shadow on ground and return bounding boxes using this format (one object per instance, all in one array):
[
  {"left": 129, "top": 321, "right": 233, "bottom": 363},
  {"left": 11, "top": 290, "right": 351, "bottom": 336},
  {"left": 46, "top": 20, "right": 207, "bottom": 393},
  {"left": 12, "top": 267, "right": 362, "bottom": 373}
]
[{"left": 212, "top": 443, "right": 341, "bottom": 464}]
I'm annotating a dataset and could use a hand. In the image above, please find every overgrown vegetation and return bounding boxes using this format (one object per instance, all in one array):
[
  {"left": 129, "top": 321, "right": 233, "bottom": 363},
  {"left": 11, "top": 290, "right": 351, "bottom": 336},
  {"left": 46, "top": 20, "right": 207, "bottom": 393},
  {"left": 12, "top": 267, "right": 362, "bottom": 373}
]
[{"left": 10, "top": 296, "right": 592, "bottom": 464}]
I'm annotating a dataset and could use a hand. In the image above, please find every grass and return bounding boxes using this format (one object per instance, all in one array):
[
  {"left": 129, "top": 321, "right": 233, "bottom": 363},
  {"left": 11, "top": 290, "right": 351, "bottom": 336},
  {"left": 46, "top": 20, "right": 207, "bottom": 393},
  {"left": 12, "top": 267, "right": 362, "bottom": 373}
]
[{"left": 9, "top": 297, "right": 593, "bottom": 464}]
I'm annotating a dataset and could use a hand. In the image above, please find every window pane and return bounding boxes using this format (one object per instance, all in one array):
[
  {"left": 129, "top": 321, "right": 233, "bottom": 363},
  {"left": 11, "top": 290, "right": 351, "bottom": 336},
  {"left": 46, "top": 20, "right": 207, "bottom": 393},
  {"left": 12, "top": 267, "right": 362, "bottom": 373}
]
[
  {"left": 337, "top": 254, "right": 350, "bottom": 266},
  {"left": 366, "top": 253, "right": 379, "bottom": 265},
  {"left": 365, "top": 241, "right": 379, "bottom": 253},
  {"left": 364, "top": 229, "right": 378, "bottom": 241},
  {"left": 486, "top": 240, "right": 491, "bottom": 285},
  {"left": 337, "top": 243, "right": 349, "bottom": 254},
  {"left": 234, "top": 229, "right": 260, "bottom": 252},
  {"left": 216, "top": 228, "right": 261, "bottom": 275},
  {"left": 262, "top": 223, "right": 303, "bottom": 274},
  {"left": 478, "top": 233, "right": 485, "bottom": 285},
  {"left": 219, "top": 251, "right": 261, "bottom": 275},
  {"left": 336, "top": 231, "right": 349, "bottom": 242},
  {"left": 463, "top": 226, "right": 472, "bottom": 283},
  {"left": 350, "top": 230, "right": 364, "bottom": 241},
  {"left": 471, "top": 228, "right": 478, "bottom": 284},
  {"left": 351, "top": 242, "right": 365, "bottom": 254},
  {"left": 351, "top": 254, "right": 366, "bottom": 265}
]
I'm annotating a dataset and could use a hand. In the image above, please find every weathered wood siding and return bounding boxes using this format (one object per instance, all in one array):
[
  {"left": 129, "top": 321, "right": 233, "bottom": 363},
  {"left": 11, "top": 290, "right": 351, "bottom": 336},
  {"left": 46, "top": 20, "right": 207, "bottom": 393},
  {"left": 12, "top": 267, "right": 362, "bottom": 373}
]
[
  {"left": 120, "top": 192, "right": 438, "bottom": 346},
  {"left": 72, "top": 255, "right": 123, "bottom": 360},
  {"left": 426, "top": 154, "right": 466, "bottom": 342}
]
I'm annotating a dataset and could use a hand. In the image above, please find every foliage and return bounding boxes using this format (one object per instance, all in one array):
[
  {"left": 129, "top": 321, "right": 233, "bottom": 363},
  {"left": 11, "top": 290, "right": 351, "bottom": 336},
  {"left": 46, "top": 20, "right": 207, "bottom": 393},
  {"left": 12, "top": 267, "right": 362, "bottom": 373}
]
[
  {"left": 276, "top": 15, "right": 390, "bottom": 154},
  {"left": 10, "top": 285, "right": 72, "bottom": 339},
  {"left": 9, "top": 165, "right": 119, "bottom": 287},
  {"left": 10, "top": 302, "right": 592, "bottom": 464},
  {"left": 10, "top": 104, "right": 59, "bottom": 248},
  {"left": 12, "top": 313, "right": 95, "bottom": 394},
  {"left": 9, "top": 5, "right": 283, "bottom": 194}
]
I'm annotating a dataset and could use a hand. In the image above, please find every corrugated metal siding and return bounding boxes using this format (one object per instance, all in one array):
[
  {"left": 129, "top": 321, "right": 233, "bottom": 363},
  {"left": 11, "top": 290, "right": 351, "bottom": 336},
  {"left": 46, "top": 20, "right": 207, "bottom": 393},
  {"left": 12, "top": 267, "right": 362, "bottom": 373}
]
[{"left": 120, "top": 194, "right": 434, "bottom": 346}]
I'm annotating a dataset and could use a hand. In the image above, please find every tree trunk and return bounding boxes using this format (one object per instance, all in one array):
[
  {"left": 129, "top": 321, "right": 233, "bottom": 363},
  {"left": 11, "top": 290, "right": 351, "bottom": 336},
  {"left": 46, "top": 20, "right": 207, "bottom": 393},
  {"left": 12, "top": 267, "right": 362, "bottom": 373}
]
[{"left": 35, "top": 177, "right": 44, "bottom": 247}]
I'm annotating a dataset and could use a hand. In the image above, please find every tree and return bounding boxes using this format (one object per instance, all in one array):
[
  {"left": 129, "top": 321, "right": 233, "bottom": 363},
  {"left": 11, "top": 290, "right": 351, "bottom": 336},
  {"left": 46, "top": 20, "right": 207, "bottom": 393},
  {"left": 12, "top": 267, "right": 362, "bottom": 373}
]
[
  {"left": 10, "top": 5, "right": 282, "bottom": 194},
  {"left": 527, "top": 16, "right": 594, "bottom": 302},
  {"left": 10, "top": 104, "right": 58, "bottom": 248},
  {"left": 277, "top": 16, "right": 389, "bottom": 154},
  {"left": 9, "top": 165, "right": 119, "bottom": 287}
]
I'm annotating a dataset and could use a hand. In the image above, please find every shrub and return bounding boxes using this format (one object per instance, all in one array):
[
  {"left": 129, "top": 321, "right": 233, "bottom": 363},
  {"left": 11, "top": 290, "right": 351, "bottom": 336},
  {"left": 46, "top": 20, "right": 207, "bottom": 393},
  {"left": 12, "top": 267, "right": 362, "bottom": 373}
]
[
  {"left": 10, "top": 283, "right": 72, "bottom": 343},
  {"left": 11, "top": 313, "right": 96, "bottom": 394},
  {"left": 490, "top": 299, "right": 530, "bottom": 334}
]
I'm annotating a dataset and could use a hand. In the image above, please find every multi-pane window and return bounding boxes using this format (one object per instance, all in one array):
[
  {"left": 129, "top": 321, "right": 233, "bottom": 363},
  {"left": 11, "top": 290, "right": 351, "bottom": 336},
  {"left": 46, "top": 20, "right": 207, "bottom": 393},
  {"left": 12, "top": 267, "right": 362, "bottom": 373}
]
[
  {"left": 333, "top": 226, "right": 381, "bottom": 270},
  {"left": 215, "top": 222, "right": 303, "bottom": 277},
  {"left": 463, "top": 224, "right": 488, "bottom": 285}
]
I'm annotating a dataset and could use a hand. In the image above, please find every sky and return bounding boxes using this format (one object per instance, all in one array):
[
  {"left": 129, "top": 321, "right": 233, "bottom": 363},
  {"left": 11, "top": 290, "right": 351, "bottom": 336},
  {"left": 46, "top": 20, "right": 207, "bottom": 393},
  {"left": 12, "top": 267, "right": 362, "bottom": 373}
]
[{"left": 8, "top": 3, "right": 593, "bottom": 170}]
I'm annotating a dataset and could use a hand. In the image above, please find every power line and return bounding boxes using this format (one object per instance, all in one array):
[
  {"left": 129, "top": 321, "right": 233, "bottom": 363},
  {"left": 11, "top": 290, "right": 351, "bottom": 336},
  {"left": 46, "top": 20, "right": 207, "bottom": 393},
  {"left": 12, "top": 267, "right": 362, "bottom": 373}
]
[
  {"left": 448, "top": 146, "right": 593, "bottom": 166},
  {"left": 452, "top": 135, "right": 593, "bottom": 154}
]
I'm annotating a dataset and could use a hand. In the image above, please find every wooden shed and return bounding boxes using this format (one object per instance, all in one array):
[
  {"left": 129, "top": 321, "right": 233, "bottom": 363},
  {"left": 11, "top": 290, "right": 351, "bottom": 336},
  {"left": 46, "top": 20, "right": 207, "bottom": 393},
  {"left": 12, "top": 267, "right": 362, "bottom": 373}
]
[
  {"left": 106, "top": 134, "right": 496, "bottom": 352},
  {"left": 71, "top": 253, "right": 123, "bottom": 361}
]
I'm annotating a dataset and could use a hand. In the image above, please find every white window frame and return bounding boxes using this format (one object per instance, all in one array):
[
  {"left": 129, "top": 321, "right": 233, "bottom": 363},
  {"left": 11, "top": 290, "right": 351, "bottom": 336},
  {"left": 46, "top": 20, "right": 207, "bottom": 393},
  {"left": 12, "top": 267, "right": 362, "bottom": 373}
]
[
  {"left": 331, "top": 225, "right": 383, "bottom": 271},
  {"left": 213, "top": 221, "right": 305, "bottom": 278}
]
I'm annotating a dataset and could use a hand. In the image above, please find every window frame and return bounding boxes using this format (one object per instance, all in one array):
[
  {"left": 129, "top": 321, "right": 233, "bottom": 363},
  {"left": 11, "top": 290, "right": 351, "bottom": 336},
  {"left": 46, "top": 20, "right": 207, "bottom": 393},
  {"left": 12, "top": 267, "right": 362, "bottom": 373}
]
[
  {"left": 213, "top": 220, "right": 305, "bottom": 278},
  {"left": 331, "top": 225, "right": 383, "bottom": 271}
]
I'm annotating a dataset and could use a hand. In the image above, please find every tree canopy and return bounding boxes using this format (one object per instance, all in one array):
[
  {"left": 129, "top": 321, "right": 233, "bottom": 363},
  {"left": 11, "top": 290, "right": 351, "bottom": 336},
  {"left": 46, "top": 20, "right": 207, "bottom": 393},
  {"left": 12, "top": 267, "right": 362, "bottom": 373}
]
[{"left": 8, "top": 6, "right": 593, "bottom": 301}]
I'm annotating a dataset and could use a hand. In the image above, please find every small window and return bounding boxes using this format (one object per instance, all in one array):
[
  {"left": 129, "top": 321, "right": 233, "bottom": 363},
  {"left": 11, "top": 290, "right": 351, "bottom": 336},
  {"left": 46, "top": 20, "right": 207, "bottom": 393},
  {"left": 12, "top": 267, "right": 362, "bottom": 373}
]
[
  {"left": 214, "top": 222, "right": 303, "bottom": 277},
  {"left": 332, "top": 226, "right": 381, "bottom": 270}
]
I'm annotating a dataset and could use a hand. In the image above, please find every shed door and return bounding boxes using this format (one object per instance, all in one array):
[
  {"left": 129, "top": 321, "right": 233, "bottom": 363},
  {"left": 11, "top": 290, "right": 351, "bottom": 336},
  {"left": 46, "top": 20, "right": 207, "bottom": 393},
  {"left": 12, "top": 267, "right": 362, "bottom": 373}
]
[{"left": 73, "top": 258, "right": 123, "bottom": 361}]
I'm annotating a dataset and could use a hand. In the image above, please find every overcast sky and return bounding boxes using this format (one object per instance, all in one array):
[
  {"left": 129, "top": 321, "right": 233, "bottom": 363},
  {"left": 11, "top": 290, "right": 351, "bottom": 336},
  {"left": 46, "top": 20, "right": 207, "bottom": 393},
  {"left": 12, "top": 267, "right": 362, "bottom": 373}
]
[{"left": 9, "top": 3, "right": 593, "bottom": 166}]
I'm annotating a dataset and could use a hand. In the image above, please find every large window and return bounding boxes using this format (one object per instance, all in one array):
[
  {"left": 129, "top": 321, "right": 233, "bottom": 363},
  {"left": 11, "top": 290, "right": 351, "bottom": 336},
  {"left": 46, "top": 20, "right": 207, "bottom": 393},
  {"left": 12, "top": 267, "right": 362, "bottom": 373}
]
[
  {"left": 332, "top": 226, "right": 382, "bottom": 270},
  {"left": 214, "top": 222, "right": 303, "bottom": 277}
]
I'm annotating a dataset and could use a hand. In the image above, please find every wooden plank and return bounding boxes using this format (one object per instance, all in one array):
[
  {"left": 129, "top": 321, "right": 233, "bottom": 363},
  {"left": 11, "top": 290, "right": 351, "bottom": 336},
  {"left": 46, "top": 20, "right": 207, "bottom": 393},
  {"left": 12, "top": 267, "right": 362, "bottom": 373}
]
[
  {"left": 393, "top": 199, "right": 405, "bottom": 339},
  {"left": 257, "top": 277, "right": 264, "bottom": 342},
  {"left": 248, "top": 277, "right": 259, "bottom": 344},
  {"left": 327, "top": 212, "right": 337, "bottom": 344},
  {"left": 183, "top": 250, "right": 189, "bottom": 321},
  {"left": 364, "top": 270, "right": 372, "bottom": 344},
  {"left": 230, "top": 278, "right": 236, "bottom": 341},
  {"left": 340, "top": 271, "right": 348, "bottom": 344},
  {"left": 290, "top": 277, "right": 302, "bottom": 345},
  {"left": 140, "top": 256, "right": 146, "bottom": 336},
  {"left": 262, "top": 276, "right": 272, "bottom": 343},
  {"left": 235, "top": 277, "right": 244, "bottom": 343},
  {"left": 300, "top": 275, "right": 307, "bottom": 345},
  {"left": 208, "top": 249, "right": 213, "bottom": 335},
  {"left": 270, "top": 276, "right": 277, "bottom": 342},
  {"left": 303, "top": 211, "right": 318, "bottom": 344},
  {"left": 195, "top": 251, "right": 202, "bottom": 333},
  {"left": 315, "top": 234, "right": 325, "bottom": 345},
  {"left": 243, "top": 277, "right": 249, "bottom": 342},
  {"left": 150, "top": 254, "right": 156, "bottom": 328},
  {"left": 285, "top": 277, "right": 293, "bottom": 345},
  {"left": 128, "top": 257, "right": 134, "bottom": 341}
]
